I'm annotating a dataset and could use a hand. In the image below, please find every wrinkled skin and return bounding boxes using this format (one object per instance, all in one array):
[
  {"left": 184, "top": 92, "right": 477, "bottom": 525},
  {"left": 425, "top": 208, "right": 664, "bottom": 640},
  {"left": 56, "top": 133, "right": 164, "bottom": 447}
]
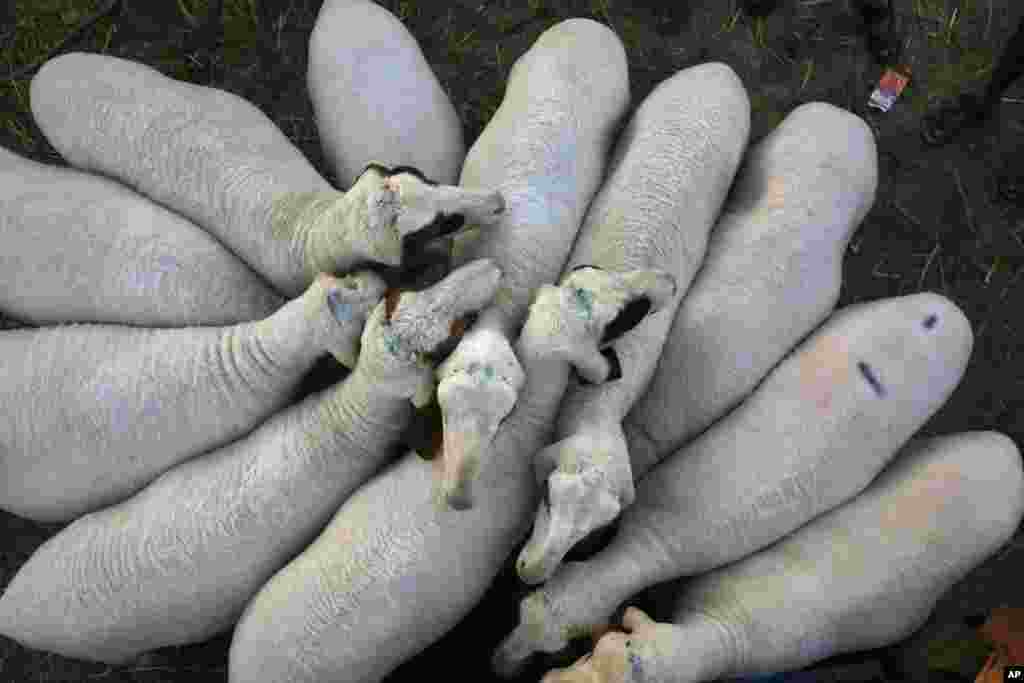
[{"left": 0, "top": 2, "right": 1021, "bottom": 683}]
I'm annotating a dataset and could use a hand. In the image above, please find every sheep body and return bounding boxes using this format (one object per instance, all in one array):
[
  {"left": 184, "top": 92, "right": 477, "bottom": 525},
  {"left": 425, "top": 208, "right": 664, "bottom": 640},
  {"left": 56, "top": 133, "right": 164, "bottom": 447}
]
[
  {"left": 227, "top": 18, "right": 632, "bottom": 683},
  {"left": 0, "top": 260, "right": 501, "bottom": 663}
]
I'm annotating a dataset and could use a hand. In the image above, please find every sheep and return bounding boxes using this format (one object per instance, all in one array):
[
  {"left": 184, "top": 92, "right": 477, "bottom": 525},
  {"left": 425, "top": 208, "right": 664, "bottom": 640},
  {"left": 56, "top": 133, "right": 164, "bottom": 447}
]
[
  {"left": 489, "top": 104, "right": 978, "bottom": 679},
  {"left": 0, "top": 258, "right": 502, "bottom": 664},
  {"left": 0, "top": 267, "right": 384, "bottom": 522},
  {"left": 4, "top": 0, "right": 478, "bottom": 330},
  {"left": 0, "top": 0, "right": 516, "bottom": 666},
  {"left": 225, "top": 18, "right": 634, "bottom": 683},
  {"left": 539, "top": 432, "right": 1024, "bottom": 682},
  {"left": 515, "top": 61, "right": 751, "bottom": 585},
  {"left": 428, "top": 11, "right": 640, "bottom": 509},
  {"left": 0, "top": 156, "right": 504, "bottom": 523},
  {"left": 28, "top": 52, "right": 502, "bottom": 299}
]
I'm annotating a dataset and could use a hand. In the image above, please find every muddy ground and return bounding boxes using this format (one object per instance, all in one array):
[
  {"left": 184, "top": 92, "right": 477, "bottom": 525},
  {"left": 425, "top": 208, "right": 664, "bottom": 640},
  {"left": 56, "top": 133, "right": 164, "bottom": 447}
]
[{"left": 0, "top": 0, "right": 1022, "bottom": 681}]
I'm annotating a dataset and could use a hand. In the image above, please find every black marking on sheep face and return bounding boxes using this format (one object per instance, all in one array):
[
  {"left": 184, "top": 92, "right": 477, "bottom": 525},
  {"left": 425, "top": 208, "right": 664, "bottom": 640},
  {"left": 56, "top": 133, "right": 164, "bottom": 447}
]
[
  {"left": 388, "top": 164, "right": 438, "bottom": 186},
  {"left": 398, "top": 222, "right": 455, "bottom": 287},
  {"left": 601, "top": 297, "right": 652, "bottom": 346},
  {"left": 403, "top": 398, "right": 444, "bottom": 461},
  {"left": 857, "top": 361, "right": 886, "bottom": 397},
  {"left": 564, "top": 516, "right": 621, "bottom": 562},
  {"left": 359, "top": 162, "right": 391, "bottom": 181},
  {"left": 358, "top": 162, "right": 438, "bottom": 187},
  {"left": 422, "top": 311, "right": 478, "bottom": 365}
]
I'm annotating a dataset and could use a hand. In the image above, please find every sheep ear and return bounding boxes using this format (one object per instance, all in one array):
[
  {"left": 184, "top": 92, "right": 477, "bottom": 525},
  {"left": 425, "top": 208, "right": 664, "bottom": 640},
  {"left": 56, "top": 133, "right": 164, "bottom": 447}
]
[
  {"left": 358, "top": 161, "right": 391, "bottom": 181},
  {"left": 388, "top": 164, "right": 438, "bottom": 186},
  {"left": 600, "top": 296, "right": 652, "bottom": 346}
]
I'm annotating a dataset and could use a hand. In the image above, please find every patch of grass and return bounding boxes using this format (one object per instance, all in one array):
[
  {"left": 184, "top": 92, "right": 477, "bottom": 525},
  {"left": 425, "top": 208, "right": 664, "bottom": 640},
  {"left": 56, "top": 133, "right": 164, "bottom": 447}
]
[
  {"left": 915, "top": 0, "right": 983, "bottom": 48},
  {"left": 904, "top": 0, "right": 998, "bottom": 116},
  {"left": 749, "top": 92, "right": 786, "bottom": 130},
  {"left": 478, "top": 88, "right": 503, "bottom": 125},
  {"left": 619, "top": 15, "right": 646, "bottom": 57},
  {"left": 927, "top": 5, "right": 965, "bottom": 48},
  {"left": 908, "top": 46, "right": 996, "bottom": 115},
  {"left": 494, "top": 11, "right": 515, "bottom": 34},
  {"left": 1, "top": 0, "right": 109, "bottom": 75},
  {"left": 494, "top": 42, "right": 505, "bottom": 72},
  {"left": 445, "top": 27, "right": 479, "bottom": 67},
  {"left": 713, "top": 6, "right": 742, "bottom": 39},
  {"left": 589, "top": 0, "right": 613, "bottom": 26},
  {"left": 913, "top": 0, "right": 947, "bottom": 22},
  {"left": 155, "top": 0, "right": 263, "bottom": 81},
  {"left": 220, "top": 0, "right": 260, "bottom": 68},
  {"left": 393, "top": 1, "right": 417, "bottom": 24},
  {"left": 0, "top": 0, "right": 116, "bottom": 142},
  {"left": 751, "top": 15, "right": 769, "bottom": 50},
  {"left": 177, "top": 0, "right": 204, "bottom": 27},
  {"left": 6, "top": 116, "right": 36, "bottom": 150},
  {"left": 799, "top": 57, "right": 815, "bottom": 91}
]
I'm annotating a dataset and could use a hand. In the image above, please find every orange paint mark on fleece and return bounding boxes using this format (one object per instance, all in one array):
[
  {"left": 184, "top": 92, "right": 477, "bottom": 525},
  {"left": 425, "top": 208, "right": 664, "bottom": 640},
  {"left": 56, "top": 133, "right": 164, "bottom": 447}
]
[
  {"left": 880, "top": 460, "right": 964, "bottom": 532},
  {"left": 798, "top": 332, "right": 852, "bottom": 413},
  {"left": 762, "top": 174, "right": 790, "bottom": 210}
]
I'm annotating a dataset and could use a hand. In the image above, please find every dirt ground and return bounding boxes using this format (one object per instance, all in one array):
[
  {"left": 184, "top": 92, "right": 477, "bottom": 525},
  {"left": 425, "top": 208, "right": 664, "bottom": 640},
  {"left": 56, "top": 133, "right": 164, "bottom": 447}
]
[{"left": 0, "top": 0, "right": 1022, "bottom": 681}]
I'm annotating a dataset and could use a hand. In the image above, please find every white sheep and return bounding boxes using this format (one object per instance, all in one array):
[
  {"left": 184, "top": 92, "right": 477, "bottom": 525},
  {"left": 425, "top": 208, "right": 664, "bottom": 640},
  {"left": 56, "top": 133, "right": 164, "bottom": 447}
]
[
  {"left": 0, "top": 267, "right": 384, "bottom": 522},
  {"left": 515, "top": 62, "right": 751, "bottom": 585},
  {"left": 5, "top": 49, "right": 506, "bottom": 523},
  {"left": 0, "top": 258, "right": 502, "bottom": 664},
  {"left": 226, "top": 18, "right": 634, "bottom": 683},
  {"left": 28, "top": 52, "right": 503, "bottom": 300},
  {"left": 490, "top": 103, "right": 985, "bottom": 681}
]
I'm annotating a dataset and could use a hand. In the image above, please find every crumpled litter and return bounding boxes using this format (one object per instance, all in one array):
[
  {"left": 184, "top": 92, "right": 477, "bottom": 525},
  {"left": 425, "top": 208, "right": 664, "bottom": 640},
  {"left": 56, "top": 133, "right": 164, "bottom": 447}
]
[{"left": 973, "top": 607, "right": 1024, "bottom": 683}]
